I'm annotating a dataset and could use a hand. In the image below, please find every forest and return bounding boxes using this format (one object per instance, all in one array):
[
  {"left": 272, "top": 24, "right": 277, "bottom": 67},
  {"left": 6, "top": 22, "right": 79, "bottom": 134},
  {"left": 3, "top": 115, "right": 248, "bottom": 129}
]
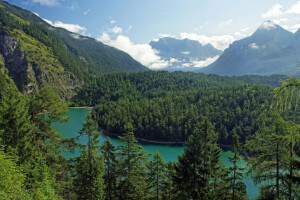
[
  {"left": 72, "top": 71, "right": 295, "bottom": 145},
  {"left": 1, "top": 66, "right": 299, "bottom": 199}
]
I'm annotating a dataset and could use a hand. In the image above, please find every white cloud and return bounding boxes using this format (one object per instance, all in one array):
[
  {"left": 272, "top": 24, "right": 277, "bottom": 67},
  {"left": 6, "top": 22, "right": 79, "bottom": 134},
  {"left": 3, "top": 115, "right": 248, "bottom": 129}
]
[
  {"left": 178, "top": 32, "right": 235, "bottom": 50},
  {"left": 262, "top": 4, "right": 283, "bottom": 18},
  {"left": 170, "top": 58, "right": 180, "bottom": 63},
  {"left": 111, "top": 26, "right": 122, "bottom": 34},
  {"left": 83, "top": 9, "right": 91, "bottom": 16},
  {"left": 218, "top": 19, "right": 233, "bottom": 27},
  {"left": 31, "top": 0, "right": 58, "bottom": 6},
  {"left": 239, "top": 27, "right": 250, "bottom": 32},
  {"left": 286, "top": 1, "right": 300, "bottom": 14},
  {"left": 110, "top": 20, "right": 116, "bottom": 24},
  {"left": 97, "top": 34, "right": 169, "bottom": 69},
  {"left": 128, "top": 25, "right": 133, "bottom": 31},
  {"left": 249, "top": 43, "right": 259, "bottom": 49},
  {"left": 42, "top": 18, "right": 53, "bottom": 25},
  {"left": 259, "top": 21, "right": 276, "bottom": 30},
  {"left": 181, "top": 51, "right": 190, "bottom": 55},
  {"left": 190, "top": 56, "right": 219, "bottom": 68},
  {"left": 70, "top": 33, "right": 80, "bottom": 39},
  {"left": 97, "top": 32, "right": 111, "bottom": 43},
  {"left": 42, "top": 18, "right": 87, "bottom": 33},
  {"left": 282, "top": 23, "right": 300, "bottom": 33},
  {"left": 272, "top": 18, "right": 288, "bottom": 24}
]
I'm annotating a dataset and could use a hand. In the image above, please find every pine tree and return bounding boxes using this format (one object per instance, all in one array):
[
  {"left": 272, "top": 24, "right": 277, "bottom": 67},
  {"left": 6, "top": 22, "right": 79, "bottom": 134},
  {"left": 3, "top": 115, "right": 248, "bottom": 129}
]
[
  {"left": 146, "top": 152, "right": 166, "bottom": 200},
  {"left": 227, "top": 134, "right": 248, "bottom": 200},
  {"left": 74, "top": 113, "right": 105, "bottom": 200},
  {"left": 117, "top": 123, "right": 149, "bottom": 200},
  {"left": 173, "top": 119, "right": 222, "bottom": 199},
  {"left": 161, "top": 161, "right": 176, "bottom": 200},
  {"left": 101, "top": 137, "right": 117, "bottom": 200},
  {"left": 0, "top": 82, "right": 33, "bottom": 164},
  {"left": 245, "top": 112, "right": 289, "bottom": 199},
  {"left": 0, "top": 147, "right": 31, "bottom": 200}
]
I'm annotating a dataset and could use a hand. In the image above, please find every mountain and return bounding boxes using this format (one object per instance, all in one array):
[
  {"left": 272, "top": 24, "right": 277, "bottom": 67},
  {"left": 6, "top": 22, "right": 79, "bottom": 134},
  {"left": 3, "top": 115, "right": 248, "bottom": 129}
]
[
  {"left": 0, "top": 1, "right": 148, "bottom": 98},
  {"left": 150, "top": 37, "right": 222, "bottom": 72},
  {"left": 201, "top": 21, "right": 300, "bottom": 76}
]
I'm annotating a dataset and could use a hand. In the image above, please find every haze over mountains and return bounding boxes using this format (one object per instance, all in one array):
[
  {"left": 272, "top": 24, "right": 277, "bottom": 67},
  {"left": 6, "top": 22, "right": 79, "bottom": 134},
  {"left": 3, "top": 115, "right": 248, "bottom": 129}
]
[
  {"left": 150, "top": 21, "right": 300, "bottom": 75},
  {"left": 150, "top": 37, "right": 222, "bottom": 72}
]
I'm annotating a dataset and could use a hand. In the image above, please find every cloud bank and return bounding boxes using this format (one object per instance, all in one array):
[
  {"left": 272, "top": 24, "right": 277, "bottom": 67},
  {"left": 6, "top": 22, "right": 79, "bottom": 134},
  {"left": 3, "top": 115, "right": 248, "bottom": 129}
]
[
  {"left": 31, "top": 0, "right": 59, "bottom": 6},
  {"left": 42, "top": 18, "right": 87, "bottom": 34},
  {"left": 97, "top": 33, "right": 169, "bottom": 69}
]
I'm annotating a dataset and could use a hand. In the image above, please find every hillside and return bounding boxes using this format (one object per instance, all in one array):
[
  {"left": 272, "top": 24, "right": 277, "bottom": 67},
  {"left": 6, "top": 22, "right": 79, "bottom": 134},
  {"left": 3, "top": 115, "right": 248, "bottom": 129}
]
[{"left": 0, "top": 1, "right": 148, "bottom": 98}]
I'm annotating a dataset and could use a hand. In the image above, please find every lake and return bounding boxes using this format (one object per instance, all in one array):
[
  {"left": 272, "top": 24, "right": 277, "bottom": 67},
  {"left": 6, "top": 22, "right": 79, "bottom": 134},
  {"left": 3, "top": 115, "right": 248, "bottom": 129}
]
[{"left": 52, "top": 108, "right": 258, "bottom": 199}]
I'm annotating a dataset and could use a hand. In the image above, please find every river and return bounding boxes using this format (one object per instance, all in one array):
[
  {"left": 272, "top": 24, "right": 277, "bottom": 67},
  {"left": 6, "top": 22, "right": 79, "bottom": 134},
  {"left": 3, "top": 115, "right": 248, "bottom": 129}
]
[{"left": 52, "top": 108, "right": 258, "bottom": 199}]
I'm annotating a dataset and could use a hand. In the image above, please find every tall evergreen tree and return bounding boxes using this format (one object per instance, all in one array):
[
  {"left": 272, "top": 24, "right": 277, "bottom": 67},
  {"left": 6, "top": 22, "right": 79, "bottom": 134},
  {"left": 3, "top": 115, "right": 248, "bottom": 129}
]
[
  {"left": 245, "top": 112, "right": 290, "bottom": 199},
  {"left": 227, "top": 134, "right": 248, "bottom": 200},
  {"left": 74, "top": 113, "right": 105, "bottom": 200},
  {"left": 146, "top": 152, "right": 166, "bottom": 200},
  {"left": 173, "top": 119, "right": 222, "bottom": 199},
  {"left": 101, "top": 137, "right": 117, "bottom": 200},
  {"left": 117, "top": 123, "right": 149, "bottom": 200}
]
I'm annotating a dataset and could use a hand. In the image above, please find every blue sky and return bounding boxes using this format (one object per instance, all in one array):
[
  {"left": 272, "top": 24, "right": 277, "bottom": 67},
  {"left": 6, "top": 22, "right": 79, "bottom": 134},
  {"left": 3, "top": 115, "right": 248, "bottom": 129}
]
[{"left": 6, "top": 0, "right": 300, "bottom": 68}]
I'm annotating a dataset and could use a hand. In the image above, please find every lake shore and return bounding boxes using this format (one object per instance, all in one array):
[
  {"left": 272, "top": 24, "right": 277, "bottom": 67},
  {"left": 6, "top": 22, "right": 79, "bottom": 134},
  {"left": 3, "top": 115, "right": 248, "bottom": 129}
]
[
  {"left": 100, "top": 129, "right": 233, "bottom": 148},
  {"left": 69, "top": 106, "right": 93, "bottom": 112},
  {"left": 100, "top": 129, "right": 185, "bottom": 145}
]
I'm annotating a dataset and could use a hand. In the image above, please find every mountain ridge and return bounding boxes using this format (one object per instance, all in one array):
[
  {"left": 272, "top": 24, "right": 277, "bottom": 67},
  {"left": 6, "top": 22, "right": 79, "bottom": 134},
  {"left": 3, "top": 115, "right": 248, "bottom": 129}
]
[
  {"left": 0, "top": 0, "right": 148, "bottom": 98},
  {"left": 150, "top": 37, "right": 222, "bottom": 72},
  {"left": 201, "top": 21, "right": 300, "bottom": 76}
]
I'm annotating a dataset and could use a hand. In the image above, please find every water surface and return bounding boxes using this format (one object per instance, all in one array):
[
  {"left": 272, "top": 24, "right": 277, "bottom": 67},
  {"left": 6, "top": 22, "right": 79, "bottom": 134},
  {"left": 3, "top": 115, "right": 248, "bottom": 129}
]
[{"left": 52, "top": 108, "right": 258, "bottom": 198}]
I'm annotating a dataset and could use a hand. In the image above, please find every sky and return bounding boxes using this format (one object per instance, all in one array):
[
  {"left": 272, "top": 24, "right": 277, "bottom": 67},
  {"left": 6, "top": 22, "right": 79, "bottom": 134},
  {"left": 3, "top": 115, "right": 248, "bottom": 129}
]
[{"left": 6, "top": 0, "right": 300, "bottom": 69}]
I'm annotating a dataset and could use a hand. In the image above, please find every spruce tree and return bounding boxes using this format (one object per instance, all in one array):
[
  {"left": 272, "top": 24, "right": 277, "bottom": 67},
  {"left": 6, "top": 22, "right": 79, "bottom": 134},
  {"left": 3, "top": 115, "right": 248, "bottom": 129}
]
[
  {"left": 146, "top": 152, "right": 166, "bottom": 200},
  {"left": 117, "top": 123, "right": 149, "bottom": 200},
  {"left": 74, "top": 113, "right": 105, "bottom": 200},
  {"left": 101, "top": 137, "right": 117, "bottom": 200},
  {"left": 173, "top": 119, "right": 222, "bottom": 199},
  {"left": 227, "top": 134, "right": 248, "bottom": 200}
]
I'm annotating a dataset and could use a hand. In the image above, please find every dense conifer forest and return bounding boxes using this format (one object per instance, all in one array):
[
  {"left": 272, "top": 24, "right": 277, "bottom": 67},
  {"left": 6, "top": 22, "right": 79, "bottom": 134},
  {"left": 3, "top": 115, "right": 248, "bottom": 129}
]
[
  {"left": 71, "top": 71, "right": 295, "bottom": 145},
  {"left": 1, "top": 66, "right": 299, "bottom": 199}
]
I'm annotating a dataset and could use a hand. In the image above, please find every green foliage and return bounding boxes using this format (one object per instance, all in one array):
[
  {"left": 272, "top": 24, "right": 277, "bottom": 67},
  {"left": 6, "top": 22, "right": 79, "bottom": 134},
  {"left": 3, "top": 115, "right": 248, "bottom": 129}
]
[
  {"left": 0, "top": 147, "right": 31, "bottom": 200},
  {"left": 173, "top": 119, "right": 223, "bottom": 199},
  {"left": 117, "top": 123, "right": 149, "bottom": 199},
  {"left": 227, "top": 134, "right": 248, "bottom": 200},
  {"left": 101, "top": 137, "right": 117, "bottom": 200},
  {"left": 74, "top": 113, "right": 105, "bottom": 200},
  {"left": 80, "top": 71, "right": 282, "bottom": 145},
  {"left": 146, "top": 152, "right": 167, "bottom": 200},
  {"left": 245, "top": 112, "right": 299, "bottom": 199}
]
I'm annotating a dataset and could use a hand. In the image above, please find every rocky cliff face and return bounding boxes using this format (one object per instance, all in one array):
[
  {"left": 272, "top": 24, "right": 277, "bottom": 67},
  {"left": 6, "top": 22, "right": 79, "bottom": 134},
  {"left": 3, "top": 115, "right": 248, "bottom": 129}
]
[{"left": 0, "top": 33, "right": 81, "bottom": 99}]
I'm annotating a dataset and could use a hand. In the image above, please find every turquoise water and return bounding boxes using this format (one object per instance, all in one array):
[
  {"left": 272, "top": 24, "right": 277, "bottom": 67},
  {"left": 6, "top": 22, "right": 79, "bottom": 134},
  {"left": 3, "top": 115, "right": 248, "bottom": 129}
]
[{"left": 52, "top": 108, "right": 258, "bottom": 199}]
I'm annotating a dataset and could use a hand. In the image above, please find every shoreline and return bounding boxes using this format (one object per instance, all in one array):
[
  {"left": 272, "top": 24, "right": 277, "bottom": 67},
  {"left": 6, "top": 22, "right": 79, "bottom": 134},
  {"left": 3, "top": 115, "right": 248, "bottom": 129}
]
[
  {"left": 100, "top": 129, "right": 232, "bottom": 148},
  {"left": 100, "top": 129, "right": 185, "bottom": 145},
  {"left": 69, "top": 106, "right": 93, "bottom": 112}
]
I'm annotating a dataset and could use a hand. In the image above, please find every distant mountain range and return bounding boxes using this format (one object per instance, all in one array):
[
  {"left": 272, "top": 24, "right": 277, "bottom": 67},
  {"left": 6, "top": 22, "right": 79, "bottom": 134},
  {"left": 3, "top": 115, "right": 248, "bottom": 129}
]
[
  {"left": 150, "top": 37, "right": 222, "bottom": 72},
  {"left": 200, "top": 21, "right": 300, "bottom": 76}
]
